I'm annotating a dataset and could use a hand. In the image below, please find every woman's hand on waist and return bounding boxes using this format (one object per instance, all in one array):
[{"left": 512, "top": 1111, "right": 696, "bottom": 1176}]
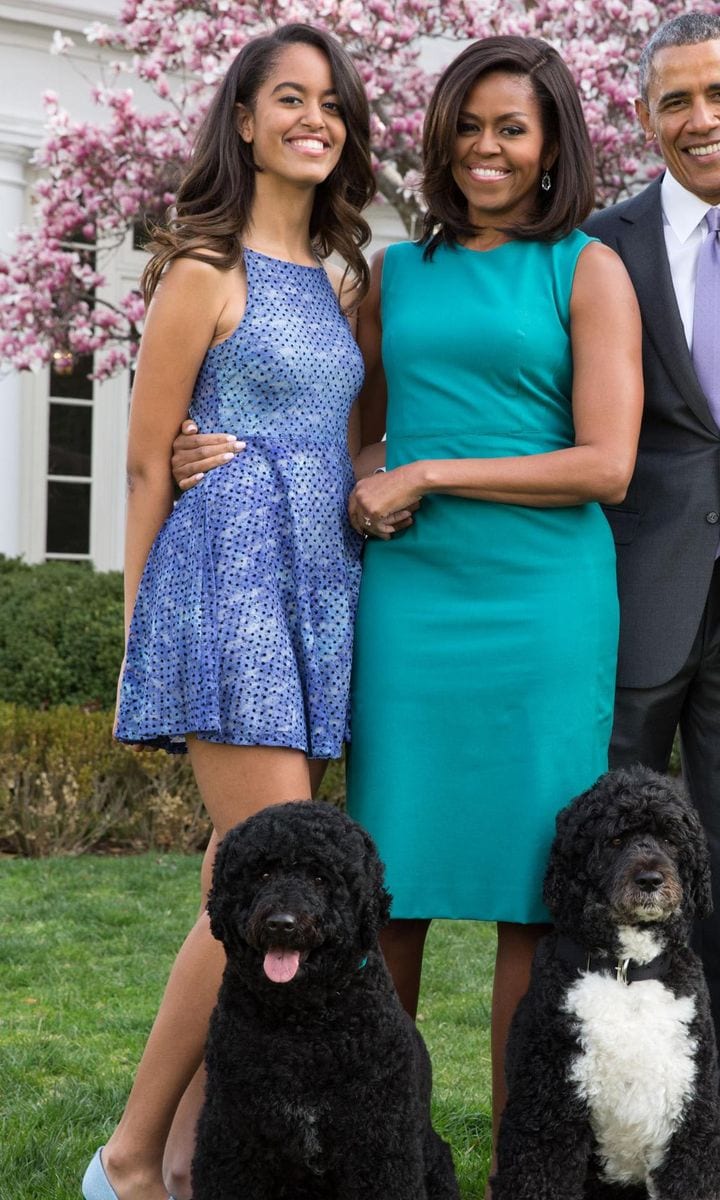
[{"left": 171, "top": 419, "right": 245, "bottom": 491}]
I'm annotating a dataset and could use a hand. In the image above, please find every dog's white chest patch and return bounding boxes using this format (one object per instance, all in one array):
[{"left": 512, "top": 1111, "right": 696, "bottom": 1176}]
[{"left": 564, "top": 973, "right": 697, "bottom": 1187}]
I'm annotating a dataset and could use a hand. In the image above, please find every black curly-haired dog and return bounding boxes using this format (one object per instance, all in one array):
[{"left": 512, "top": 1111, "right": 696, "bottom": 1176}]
[
  {"left": 190, "top": 800, "right": 459, "bottom": 1200},
  {"left": 492, "top": 766, "right": 720, "bottom": 1200}
]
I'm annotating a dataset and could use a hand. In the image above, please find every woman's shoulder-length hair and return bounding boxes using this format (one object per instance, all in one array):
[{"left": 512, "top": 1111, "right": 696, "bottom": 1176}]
[{"left": 420, "top": 35, "right": 595, "bottom": 258}]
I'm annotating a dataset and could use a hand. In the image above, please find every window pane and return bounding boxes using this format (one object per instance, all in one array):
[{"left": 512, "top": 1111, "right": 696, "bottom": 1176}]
[
  {"left": 48, "top": 404, "right": 92, "bottom": 476},
  {"left": 50, "top": 353, "right": 94, "bottom": 401},
  {"left": 46, "top": 482, "right": 91, "bottom": 554}
]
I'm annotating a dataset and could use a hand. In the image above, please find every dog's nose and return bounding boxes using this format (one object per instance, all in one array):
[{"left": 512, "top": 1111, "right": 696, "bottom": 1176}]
[
  {"left": 634, "top": 869, "right": 664, "bottom": 892},
  {"left": 265, "top": 912, "right": 297, "bottom": 935}
]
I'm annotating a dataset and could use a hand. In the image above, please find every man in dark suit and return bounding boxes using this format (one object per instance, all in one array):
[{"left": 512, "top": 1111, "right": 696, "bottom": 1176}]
[{"left": 584, "top": 11, "right": 720, "bottom": 1038}]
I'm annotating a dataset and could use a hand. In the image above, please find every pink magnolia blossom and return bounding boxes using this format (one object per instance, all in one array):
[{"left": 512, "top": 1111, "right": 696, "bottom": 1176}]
[{"left": 2, "top": 0, "right": 718, "bottom": 378}]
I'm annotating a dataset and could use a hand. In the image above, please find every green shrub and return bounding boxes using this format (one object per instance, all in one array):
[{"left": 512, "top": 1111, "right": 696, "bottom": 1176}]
[
  {"left": 0, "top": 703, "right": 346, "bottom": 857},
  {"left": 0, "top": 556, "right": 124, "bottom": 709},
  {"left": 0, "top": 703, "right": 207, "bottom": 856}
]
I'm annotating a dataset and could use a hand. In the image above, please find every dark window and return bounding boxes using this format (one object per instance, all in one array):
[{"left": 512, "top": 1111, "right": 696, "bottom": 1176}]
[
  {"left": 48, "top": 404, "right": 92, "bottom": 476},
  {"left": 49, "top": 353, "right": 94, "bottom": 401},
  {"left": 46, "top": 481, "right": 91, "bottom": 555}
]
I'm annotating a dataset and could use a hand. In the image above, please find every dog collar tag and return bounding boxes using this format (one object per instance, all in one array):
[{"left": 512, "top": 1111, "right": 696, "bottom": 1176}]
[{"left": 555, "top": 935, "right": 671, "bottom": 985}]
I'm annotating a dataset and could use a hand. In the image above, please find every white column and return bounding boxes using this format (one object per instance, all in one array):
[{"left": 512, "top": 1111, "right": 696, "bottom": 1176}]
[{"left": 0, "top": 143, "right": 31, "bottom": 558}]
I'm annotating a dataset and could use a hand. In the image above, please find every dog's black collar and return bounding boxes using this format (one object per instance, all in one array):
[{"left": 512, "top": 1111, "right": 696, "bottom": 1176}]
[{"left": 554, "top": 934, "right": 672, "bottom": 985}]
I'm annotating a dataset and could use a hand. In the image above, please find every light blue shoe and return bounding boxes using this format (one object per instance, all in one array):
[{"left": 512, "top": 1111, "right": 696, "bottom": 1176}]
[
  {"left": 81, "top": 1147, "right": 182, "bottom": 1200},
  {"left": 81, "top": 1148, "right": 120, "bottom": 1200}
]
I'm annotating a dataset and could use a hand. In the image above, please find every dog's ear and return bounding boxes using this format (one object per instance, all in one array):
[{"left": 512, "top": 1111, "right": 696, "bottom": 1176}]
[
  {"left": 678, "top": 802, "right": 713, "bottom": 921},
  {"left": 206, "top": 827, "right": 245, "bottom": 950},
  {"left": 543, "top": 804, "right": 573, "bottom": 918},
  {"left": 690, "top": 852, "right": 713, "bottom": 921},
  {"left": 542, "top": 843, "right": 562, "bottom": 917},
  {"left": 356, "top": 827, "right": 392, "bottom": 949}
]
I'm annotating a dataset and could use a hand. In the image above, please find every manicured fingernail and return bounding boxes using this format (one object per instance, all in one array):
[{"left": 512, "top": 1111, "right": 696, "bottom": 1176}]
[
  {"left": 195, "top": 472, "right": 205, "bottom": 481},
  {"left": 235, "top": 441, "right": 246, "bottom": 451},
  {"left": 221, "top": 452, "right": 234, "bottom": 462},
  {"left": 224, "top": 435, "right": 236, "bottom": 443}
]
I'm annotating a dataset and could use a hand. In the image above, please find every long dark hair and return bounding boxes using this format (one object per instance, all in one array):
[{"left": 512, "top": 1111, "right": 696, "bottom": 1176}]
[
  {"left": 420, "top": 36, "right": 595, "bottom": 258},
  {"left": 142, "top": 24, "right": 375, "bottom": 305}
]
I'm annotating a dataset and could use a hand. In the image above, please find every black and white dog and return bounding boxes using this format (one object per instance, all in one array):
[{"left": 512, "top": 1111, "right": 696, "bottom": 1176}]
[{"left": 492, "top": 766, "right": 720, "bottom": 1200}]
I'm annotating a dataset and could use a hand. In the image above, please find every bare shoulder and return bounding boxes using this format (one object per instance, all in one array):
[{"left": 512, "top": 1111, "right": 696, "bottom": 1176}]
[
  {"left": 150, "top": 253, "right": 245, "bottom": 338},
  {"left": 369, "top": 246, "right": 388, "bottom": 281},
  {"left": 571, "top": 240, "right": 638, "bottom": 312},
  {"left": 323, "top": 259, "right": 346, "bottom": 295},
  {"left": 364, "top": 248, "right": 387, "bottom": 310},
  {"left": 159, "top": 253, "right": 233, "bottom": 295},
  {"left": 322, "top": 259, "right": 362, "bottom": 311}
]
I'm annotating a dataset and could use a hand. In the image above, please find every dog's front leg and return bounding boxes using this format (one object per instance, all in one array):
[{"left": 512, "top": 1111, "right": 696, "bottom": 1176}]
[
  {"left": 191, "top": 1109, "right": 279, "bottom": 1200},
  {"left": 336, "top": 1130, "right": 428, "bottom": 1199},
  {"left": 649, "top": 1005, "right": 720, "bottom": 1200},
  {"left": 491, "top": 1116, "right": 592, "bottom": 1200},
  {"left": 490, "top": 1038, "right": 593, "bottom": 1200},
  {"left": 650, "top": 1096, "right": 720, "bottom": 1200}
]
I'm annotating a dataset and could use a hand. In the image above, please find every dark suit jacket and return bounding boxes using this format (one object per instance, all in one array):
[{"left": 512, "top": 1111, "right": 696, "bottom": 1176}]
[{"left": 584, "top": 177, "right": 720, "bottom": 689}]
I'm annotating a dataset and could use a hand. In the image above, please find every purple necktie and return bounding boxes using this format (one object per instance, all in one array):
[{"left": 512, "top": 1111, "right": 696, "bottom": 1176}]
[
  {"left": 692, "top": 207, "right": 720, "bottom": 555},
  {"left": 692, "top": 206, "right": 720, "bottom": 429}
]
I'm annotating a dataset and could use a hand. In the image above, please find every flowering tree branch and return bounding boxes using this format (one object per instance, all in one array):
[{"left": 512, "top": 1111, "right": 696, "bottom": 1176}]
[{"left": 1, "top": 0, "right": 717, "bottom": 379}]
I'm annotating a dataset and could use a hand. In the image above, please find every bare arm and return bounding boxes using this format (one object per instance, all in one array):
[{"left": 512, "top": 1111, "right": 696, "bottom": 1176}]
[
  {"left": 354, "top": 248, "right": 387, "bottom": 466},
  {"left": 124, "top": 257, "right": 229, "bottom": 638},
  {"left": 348, "top": 250, "right": 418, "bottom": 538},
  {"left": 351, "top": 242, "right": 643, "bottom": 523}
]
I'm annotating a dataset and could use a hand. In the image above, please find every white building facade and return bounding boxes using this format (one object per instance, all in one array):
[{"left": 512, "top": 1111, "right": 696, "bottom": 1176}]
[{"left": 0, "top": 1, "right": 406, "bottom": 570}]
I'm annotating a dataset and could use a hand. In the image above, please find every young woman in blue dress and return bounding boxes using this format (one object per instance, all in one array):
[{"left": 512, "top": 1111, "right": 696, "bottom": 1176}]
[{"left": 83, "top": 25, "right": 378, "bottom": 1200}]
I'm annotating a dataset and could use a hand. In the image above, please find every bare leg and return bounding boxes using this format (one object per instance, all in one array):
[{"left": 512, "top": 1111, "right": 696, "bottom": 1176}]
[
  {"left": 485, "top": 921, "right": 548, "bottom": 1199},
  {"left": 379, "top": 918, "right": 431, "bottom": 1019},
  {"left": 99, "top": 744, "right": 321, "bottom": 1200},
  {"left": 161, "top": 835, "right": 217, "bottom": 1200},
  {"left": 161, "top": 758, "right": 328, "bottom": 1200}
]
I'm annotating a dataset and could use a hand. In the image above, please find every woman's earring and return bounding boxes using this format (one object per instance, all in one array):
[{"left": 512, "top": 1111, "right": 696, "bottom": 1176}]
[{"left": 541, "top": 170, "right": 552, "bottom": 192}]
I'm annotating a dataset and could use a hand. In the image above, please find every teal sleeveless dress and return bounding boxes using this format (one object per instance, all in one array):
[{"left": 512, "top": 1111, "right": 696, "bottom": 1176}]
[{"left": 346, "top": 233, "right": 618, "bottom": 924}]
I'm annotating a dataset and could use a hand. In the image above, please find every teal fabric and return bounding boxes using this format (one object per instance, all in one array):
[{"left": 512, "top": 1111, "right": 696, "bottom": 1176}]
[{"left": 346, "top": 234, "right": 618, "bottom": 924}]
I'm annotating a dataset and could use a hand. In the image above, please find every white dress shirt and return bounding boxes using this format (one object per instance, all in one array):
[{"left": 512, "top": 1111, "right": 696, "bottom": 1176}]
[{"left": 661, "top": 170, "right": 719, "bottom": 349}]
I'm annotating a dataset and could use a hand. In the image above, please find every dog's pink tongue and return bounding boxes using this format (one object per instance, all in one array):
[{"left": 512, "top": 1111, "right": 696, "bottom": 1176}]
[{"left": 263, "top": 947, "right": 301, "bottom": 984}]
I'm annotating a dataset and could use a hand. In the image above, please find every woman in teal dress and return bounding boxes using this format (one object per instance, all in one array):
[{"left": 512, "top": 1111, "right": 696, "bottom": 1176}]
[{"left": 346, "top": 35, "right": 643, "bottom": 1163}]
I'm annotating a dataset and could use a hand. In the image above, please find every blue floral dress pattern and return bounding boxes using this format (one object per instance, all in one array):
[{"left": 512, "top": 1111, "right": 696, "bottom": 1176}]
[{"left": 115, "top": 249, "right": 364, "bottom": 758}]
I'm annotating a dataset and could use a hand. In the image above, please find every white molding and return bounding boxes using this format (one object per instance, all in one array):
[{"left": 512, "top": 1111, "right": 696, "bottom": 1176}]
[
  {"left": 19, "top": 367, "right": 50, "bottom": 563},
  {"left": 0, "top": 2, "right": 119, "bottom": 34}
]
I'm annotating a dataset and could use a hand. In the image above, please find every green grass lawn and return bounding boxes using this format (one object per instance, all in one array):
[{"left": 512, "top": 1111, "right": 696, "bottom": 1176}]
[{"left": 0, "top": 855, "right": 494, "bottom": 1199}]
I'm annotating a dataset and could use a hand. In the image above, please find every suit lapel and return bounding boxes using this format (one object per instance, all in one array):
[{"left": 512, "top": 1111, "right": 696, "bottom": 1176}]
[{"left": 616, "top": 177, "right": 718, "bottom": 436}]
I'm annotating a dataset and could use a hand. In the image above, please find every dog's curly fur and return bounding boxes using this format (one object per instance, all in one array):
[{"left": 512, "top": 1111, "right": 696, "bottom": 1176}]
[
  {"left": 492, "top": 766, "right": 720, "bottom": 1200},
  {"left": 190, "top": 800, "right": 459, "bottom": 1200}
]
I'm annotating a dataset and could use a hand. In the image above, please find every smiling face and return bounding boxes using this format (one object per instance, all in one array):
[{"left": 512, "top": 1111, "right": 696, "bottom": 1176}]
[
  {"left": 451, "top": 70, "right": 552, "bottom": 231},
  {"left": 237, "top": 42, "right": 347, "bottom": 188},
  {"left": 637, "top": 38, "right": 720, "bottom": 203}
]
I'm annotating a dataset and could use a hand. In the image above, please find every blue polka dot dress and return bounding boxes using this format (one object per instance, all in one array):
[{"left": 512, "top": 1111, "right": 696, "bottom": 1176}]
[{"left": 115, "top": 249, "right": 365, "bottom": 758}]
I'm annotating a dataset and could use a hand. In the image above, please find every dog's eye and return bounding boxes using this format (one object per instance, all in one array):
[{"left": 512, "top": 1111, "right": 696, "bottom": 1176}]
[
  {"left": 258, "top": 870, "right": 272, "bottom": 881},
  {"left": 609, "top": 836, "right": 624, "bottom": 848},
  {"left": 313, "top": 875, "right": 325, "bottom": 886}
]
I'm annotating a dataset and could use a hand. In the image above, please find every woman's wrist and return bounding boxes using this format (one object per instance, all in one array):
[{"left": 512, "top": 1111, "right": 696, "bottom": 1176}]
[{"left": 394, "top": 460, "right": 427, "bottom": 502}]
